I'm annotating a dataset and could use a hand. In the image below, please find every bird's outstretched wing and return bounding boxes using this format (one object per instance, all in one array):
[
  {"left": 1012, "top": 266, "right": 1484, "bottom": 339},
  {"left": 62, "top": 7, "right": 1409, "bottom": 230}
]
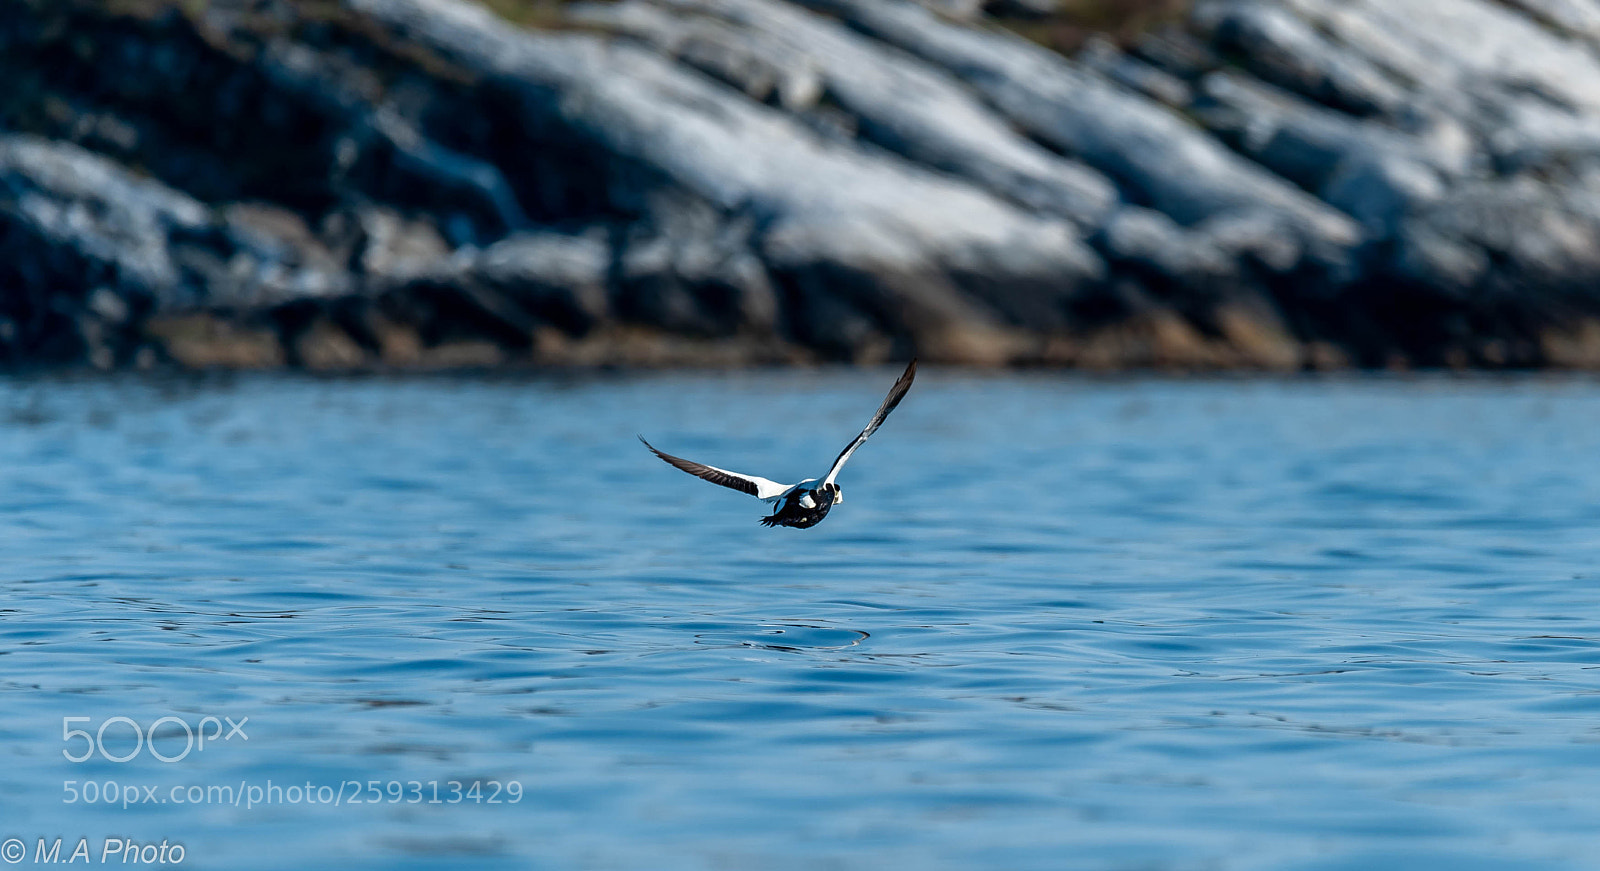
[
  {"left": 639, "top": 436, "right": 793, "bottom": 501},
  {"left": 822, "top": 358, "right": 917, "bottom": 486}
]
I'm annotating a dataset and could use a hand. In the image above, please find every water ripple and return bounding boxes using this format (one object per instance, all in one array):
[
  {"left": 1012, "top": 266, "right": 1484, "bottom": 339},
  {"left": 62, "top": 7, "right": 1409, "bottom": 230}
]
[{"left": 3, "top": 373, "right": 1600, "bottom": 869}]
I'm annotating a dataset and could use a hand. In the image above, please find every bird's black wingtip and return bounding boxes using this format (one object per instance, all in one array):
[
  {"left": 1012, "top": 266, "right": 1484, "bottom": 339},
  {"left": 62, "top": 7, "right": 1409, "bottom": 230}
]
[{"left": 898, "top": 358, "right": 918, "bottom": 389}]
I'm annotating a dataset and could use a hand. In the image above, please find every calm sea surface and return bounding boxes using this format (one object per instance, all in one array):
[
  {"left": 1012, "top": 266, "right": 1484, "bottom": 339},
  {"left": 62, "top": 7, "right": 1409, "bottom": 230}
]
[{"left": 3, "top": 370, "right": 1600, "bottom": 870}]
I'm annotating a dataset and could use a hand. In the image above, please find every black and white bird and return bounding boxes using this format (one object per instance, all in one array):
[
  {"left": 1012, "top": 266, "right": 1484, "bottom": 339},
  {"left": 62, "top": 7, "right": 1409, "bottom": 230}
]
[{"left": 639, "top": 359, "right": 917, "bottom": 529}]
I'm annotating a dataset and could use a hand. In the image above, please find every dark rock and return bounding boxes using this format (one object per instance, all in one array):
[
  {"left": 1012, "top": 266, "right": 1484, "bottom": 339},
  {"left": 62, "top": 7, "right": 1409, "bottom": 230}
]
[
  {"left": 1398, "top": 174, "right": 1600, "bottom": 298},
  {"left": 1488, "top": 102, "right": 1600, "bottom": 175},
  {"left": 351, "top": 0, "right": 1102, "bottom": 362},
  {"left": 1098, "top": 207, "right": 1239, "bottom": 295},
  {"left": 391, "top": 230, "right": 613, "bottom": 340},
  {"left": 1321, "top": 157, "right": 1444, "bottom": 237},
  {"left": 348, "top": 107, "right": 530, "bottom": 243},
  {"left": 0, "top": 134, "right": 208, "bottom": 303},
  {"left": 796, "top": 0, "right": 1361, "bottom": 253},
  {"left": 1192, "top": 72, "right": 1451, "bottom": 234},
  {"left": 1078, "top": 37, "right": 1192, "bottom": 109},
  {"left": 1192, "top": 0, "right": 1406, "bottom": 117},
  {"left": 984, "top": 0, "right": 1060, "bottom": 19},
  {"left": 576, "top": 0, "right": 1120, "bottom": 228},
  {"left": 1274, "top": 0, "right": 1600, "bottom": 124},
  {"left": 616, "top": 217, "right": 781, "bottom": 338},
  {"left": 1501, "top": 0, "right": 1600, "bottom": 44},
  {"left": 1128, "top": 25, "right": 1222, "bottom": 81},
  {"left": 570, "top": 1, "right": 826, "bottom": 111},
  {"left": 7, "top": 0, "right": 1600, "bottom": 371},
  {"left": 346, "top": 206, "right": 453, "bottom": 282},
  {"left": 0, "top": 134, "right": 209, "bottom": 364}
]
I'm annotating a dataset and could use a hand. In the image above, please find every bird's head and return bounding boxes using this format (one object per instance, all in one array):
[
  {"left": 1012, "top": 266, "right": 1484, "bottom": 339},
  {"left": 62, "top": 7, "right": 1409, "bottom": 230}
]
[{"left": 823, "top": 482, "right": 843, "bottom": 504}]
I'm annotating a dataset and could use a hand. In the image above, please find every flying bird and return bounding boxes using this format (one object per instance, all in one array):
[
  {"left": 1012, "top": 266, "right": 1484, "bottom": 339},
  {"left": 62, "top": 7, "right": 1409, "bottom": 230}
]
[{"left": 640, "top": 359, "right": 917, "bottom": 529}]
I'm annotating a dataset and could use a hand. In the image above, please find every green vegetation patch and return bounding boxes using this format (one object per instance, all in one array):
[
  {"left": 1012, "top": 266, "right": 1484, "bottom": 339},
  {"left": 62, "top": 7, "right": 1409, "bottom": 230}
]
[
  {"left": 475, "top": 0, "right": 582, "bottom": 29},
  {"left": 992, "top": 0, "right": 1191, "bottom": 55}
]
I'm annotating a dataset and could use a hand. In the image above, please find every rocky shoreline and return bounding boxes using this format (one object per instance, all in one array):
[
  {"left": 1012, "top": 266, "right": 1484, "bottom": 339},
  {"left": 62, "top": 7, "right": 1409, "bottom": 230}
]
[{"left": 5, "top": 0, "right": 1600, "bottom": 370}]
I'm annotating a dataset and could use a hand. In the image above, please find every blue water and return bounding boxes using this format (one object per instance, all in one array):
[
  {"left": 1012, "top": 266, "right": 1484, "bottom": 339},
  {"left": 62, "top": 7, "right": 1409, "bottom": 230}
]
[{"left": 3, "top": 370, "right": 1600, "bottom": 870}]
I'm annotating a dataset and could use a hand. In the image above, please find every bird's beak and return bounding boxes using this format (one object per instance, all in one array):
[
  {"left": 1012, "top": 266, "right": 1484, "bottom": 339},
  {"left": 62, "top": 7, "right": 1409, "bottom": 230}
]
[{"left": 833, "top": 490, "right": 844, "bottom": 505}]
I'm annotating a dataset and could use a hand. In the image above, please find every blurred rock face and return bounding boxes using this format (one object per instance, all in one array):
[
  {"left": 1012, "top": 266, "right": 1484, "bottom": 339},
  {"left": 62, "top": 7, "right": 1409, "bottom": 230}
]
[{"left": 4, "top": 0, "right": 1600, "bottom": 370}]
